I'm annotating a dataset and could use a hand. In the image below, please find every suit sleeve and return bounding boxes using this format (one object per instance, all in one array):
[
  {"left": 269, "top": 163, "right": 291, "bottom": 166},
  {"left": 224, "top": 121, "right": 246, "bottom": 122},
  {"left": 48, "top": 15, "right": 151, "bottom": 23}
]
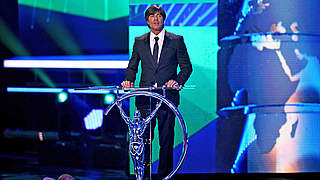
[
  {"left": 125, "top": 40, "right": 140, "bottom": 82},
  {"left": 175, "top": 36, "right": 193, "bottom": 85}
]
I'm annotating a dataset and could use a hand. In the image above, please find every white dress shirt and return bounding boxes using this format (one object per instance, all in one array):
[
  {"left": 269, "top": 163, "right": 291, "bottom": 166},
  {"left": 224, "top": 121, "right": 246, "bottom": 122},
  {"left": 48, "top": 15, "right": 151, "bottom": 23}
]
[{"left": 150, "top": 29, "right": 165, "bottom": 63}]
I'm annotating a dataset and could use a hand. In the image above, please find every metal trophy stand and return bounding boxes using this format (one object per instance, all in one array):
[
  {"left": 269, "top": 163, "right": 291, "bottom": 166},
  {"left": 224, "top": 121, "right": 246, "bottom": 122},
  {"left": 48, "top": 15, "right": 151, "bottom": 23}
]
[{"left": 73, "top": 86, "right": 188, "bottom": 180}]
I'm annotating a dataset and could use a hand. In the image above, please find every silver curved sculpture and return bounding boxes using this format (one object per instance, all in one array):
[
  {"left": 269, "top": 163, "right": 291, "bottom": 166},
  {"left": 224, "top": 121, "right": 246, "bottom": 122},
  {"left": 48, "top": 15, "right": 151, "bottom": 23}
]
[
  {"left": 104, "top": 87, "right": 189, "bottom": 180},
  {"left": 114, "top": 99, "right": 162, "bottom": 180}
]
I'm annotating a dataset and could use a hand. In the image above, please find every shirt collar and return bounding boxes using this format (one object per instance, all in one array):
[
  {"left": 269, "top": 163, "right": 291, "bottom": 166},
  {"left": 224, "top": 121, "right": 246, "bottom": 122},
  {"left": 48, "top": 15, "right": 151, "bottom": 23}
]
[{"left": 150, "top": 29, "right": 165, "bottom": 41}]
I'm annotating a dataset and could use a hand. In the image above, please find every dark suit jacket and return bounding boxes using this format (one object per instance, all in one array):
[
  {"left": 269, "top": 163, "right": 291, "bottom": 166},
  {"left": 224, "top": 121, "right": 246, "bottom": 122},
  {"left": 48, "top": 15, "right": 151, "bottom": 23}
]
[{"left": 125, "top": 31, "right": 192, "bottom": 106}]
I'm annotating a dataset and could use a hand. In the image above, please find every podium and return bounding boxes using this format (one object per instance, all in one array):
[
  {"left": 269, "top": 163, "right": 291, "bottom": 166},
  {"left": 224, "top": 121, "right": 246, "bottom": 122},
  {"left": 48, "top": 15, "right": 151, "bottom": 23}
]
[{"left": 74, "top": 86, "right": 188, "bottom": 180}]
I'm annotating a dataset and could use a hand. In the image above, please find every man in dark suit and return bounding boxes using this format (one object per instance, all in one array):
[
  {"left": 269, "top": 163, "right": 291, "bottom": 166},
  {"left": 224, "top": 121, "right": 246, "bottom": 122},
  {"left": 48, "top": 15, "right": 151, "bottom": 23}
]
[{"left": 121, "top": 5, "right": 192, "bottom": 179}]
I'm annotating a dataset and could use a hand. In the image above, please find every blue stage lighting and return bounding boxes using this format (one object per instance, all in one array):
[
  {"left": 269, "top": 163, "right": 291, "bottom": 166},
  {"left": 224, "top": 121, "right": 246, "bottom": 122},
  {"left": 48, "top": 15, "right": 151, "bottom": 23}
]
[
  {"left": 7, "top": 87, "right": 124, "bottom": 94},
  {"left": 57, "top": 91, "right": 68, "bottom": 103},
  {"left": 7, "top": 87, "right": 64, "bottom": 93},
  {"left": 3, "top": 54, "right": 129, "bottom": 69},
  {"left": 84, "top": 109, "right": 103, "bottom": 130},
  {"left": 104, "top": 94, "right": 115, "bottom": 104}
]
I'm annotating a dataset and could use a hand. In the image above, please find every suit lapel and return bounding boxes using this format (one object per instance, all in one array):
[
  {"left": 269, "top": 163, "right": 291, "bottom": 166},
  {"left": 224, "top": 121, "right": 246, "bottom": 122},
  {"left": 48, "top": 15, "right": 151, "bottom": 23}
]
[
  {"left": 157, "top": 32, "right": 169, "bottom": 68},
  {"left": 144, "top": 33, "right": 157, "bottom": 68}
]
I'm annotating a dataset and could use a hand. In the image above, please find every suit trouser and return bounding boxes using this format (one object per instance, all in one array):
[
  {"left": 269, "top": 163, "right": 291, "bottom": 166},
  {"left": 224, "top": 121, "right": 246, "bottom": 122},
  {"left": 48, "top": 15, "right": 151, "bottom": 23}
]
[{"left": 140, "top": 104, "right": 175, "bottom": 179}]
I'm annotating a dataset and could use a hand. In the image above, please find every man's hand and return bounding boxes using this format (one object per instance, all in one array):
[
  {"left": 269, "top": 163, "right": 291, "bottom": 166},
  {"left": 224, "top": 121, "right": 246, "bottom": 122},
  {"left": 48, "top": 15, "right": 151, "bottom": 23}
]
[
  {"left": 165, "top": 80, "right": 179, "bottom": 88},
  {"left": 121, "top": 80, "right": 134, "bottom": 88}
]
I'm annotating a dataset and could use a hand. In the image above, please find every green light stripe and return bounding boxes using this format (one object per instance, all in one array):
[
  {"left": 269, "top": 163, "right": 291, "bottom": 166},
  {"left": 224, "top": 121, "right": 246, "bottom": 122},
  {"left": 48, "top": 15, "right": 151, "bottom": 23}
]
[
  {"left": 19, "top": 0, "right": 129, "bottom": 21},
  {"left": 40, "top": 18, "right": 103, "bottom": 86},
  {"left": 32, "top": 69, "right": 56, "bottom": 88},
  {"left": 0, "top": 18, "right": 56, "bottom": 88},
  {"left": 0, "top": 18, "right": 30, "bottom": 56},
  {"left": 129, "top": 0, "right": 217, "bottom": 5},
  {"left": 84, "top": 70, "right": 103, "bottom": 86},
  {"left": 40, "top": 17, "right": 82, "bottom": 55}
]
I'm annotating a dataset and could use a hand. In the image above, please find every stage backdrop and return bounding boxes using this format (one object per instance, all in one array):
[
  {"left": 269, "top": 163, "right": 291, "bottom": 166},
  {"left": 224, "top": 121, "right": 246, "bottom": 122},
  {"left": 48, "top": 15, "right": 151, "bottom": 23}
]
[
  {"left": 218, "top": 0, "right": 320, "bottom": 173},
  {"left": 18, "top": 0, "right": 129, "bottom": 55},
  {"left": 129, "top": 0, "right": 219, "bottom": 174}
]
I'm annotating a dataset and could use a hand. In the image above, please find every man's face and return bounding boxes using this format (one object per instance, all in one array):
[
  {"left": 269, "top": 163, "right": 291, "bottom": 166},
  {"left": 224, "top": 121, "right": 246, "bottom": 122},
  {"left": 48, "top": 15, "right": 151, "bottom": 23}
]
[{"left": 147, "top": 12, "right": 164, "bottom": 32}]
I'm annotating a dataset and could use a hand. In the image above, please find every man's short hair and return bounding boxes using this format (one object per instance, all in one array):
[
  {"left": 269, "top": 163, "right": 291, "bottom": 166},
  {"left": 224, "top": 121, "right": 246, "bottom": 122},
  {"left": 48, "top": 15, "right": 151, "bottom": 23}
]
[{"left": 145, "top": 5, "right": 166, "bottom": 22}]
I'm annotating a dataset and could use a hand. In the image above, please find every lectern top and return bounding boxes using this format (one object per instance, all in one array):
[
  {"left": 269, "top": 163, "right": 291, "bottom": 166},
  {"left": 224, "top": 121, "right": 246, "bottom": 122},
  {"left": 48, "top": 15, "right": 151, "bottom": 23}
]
[{"left": 73, "top": 85, "right": 183, "bottom": 91}]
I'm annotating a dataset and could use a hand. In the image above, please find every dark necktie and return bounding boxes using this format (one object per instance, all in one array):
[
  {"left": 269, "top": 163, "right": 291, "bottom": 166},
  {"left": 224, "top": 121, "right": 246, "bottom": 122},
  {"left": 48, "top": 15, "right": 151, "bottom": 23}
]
[{"left": 153, "top": 37, "right": 159, "bottom": 64}]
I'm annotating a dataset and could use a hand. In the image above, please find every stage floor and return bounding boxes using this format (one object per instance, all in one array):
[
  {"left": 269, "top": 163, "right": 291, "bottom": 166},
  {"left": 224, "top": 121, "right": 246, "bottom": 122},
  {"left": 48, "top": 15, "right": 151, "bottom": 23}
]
[{"left": 1, "top": 154, "right": 319, "bottom": 180}]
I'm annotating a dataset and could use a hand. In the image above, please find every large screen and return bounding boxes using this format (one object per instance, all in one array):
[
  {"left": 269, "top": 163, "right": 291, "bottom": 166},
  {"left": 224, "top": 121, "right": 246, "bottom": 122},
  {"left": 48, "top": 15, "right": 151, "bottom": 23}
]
[{"left": 219, "top": 0, "right": 320, "bottom": 173}]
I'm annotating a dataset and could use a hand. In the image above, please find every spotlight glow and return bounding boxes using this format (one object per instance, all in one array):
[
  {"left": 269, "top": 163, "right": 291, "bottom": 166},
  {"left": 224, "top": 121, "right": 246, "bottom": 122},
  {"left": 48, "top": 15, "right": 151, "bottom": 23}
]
[
  {"left": 104, "top": 94, "right": 116, "bottom": 104},
  {"left": 57, "top": 92, "right": 68, "bottom": 103}
]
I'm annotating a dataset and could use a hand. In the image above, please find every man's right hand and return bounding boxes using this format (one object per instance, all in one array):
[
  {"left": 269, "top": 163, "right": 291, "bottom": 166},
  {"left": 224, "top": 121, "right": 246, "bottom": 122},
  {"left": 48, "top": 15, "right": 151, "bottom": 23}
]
[{"left": 121, "top": 80, "right": 134, "bottom": 88}]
